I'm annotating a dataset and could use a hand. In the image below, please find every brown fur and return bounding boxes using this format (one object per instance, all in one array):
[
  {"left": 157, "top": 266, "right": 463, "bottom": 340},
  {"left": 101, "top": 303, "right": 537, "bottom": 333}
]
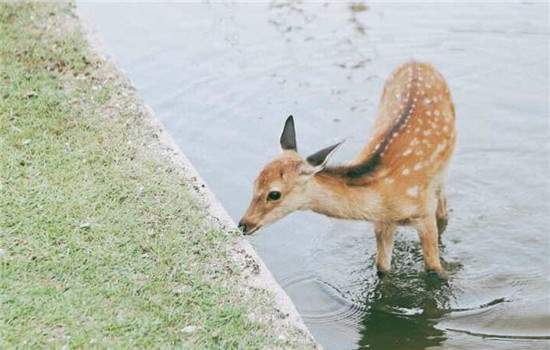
[{"left": 240, "top": 61, "right": 456, "bottom": 276}]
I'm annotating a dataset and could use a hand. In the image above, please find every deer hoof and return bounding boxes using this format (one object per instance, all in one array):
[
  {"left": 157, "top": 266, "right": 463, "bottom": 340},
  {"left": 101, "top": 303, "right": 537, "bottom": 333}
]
[
  {"left": 376, "top": 270, "right": 390, "bottom": 279},
  {"left": 426, "top": 268, "right": 449, "bottom": 281}
]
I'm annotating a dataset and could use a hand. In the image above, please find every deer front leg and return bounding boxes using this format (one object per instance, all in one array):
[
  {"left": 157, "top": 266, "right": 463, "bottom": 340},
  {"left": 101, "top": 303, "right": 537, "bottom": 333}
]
[
  {"left": 374, "top": 222, "right": 396, "bottom": 274},
  {"left": 413, "top": 216, "right": 445, "bottom": 276}
]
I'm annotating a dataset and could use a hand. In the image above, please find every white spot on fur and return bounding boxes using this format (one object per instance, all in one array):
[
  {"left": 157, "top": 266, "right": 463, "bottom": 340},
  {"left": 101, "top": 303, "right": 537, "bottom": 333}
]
[
  {"left": 403, "top": 148, "right": 413, "bottom": 156},
  {"left": 414, "top": 162, "right": 424, "bottom": 171},
  {"left": 422, "top": 139, "right": 432, "bottom": 149},
  {"left": 402, "top": 168, "right": 411, "bottom": 176},
  {"left": 385, "top": 177, "right": 395, "bottom": 184},
  {"left": 406, "top": 186, "right": 419, "bottom": 198},
  {"left": 429, "top": 141, "right": 447, "bottom": 163}
]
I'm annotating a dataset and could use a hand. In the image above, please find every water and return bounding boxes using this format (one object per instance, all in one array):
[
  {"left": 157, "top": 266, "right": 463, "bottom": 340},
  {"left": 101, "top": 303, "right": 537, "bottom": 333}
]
[{"left": 78, "top": 2, "right": 550, "bottom": 349}]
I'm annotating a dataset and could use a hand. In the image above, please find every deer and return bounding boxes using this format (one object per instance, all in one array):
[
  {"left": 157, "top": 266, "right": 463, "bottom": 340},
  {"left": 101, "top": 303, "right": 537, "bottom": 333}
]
[{"left": 238, "top": 61, "right": 456, "bottom": 278}]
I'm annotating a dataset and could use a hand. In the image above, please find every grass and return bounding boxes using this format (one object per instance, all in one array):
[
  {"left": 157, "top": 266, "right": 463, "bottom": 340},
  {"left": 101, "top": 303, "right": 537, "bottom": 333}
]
[{"left": 0, "top": 3, "right": 311, "bottom": 349}]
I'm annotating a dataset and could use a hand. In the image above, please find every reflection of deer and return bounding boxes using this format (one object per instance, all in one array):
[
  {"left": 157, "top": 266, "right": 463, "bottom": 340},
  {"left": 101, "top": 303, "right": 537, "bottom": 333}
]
[
  {"left": 239, "top": 61, "right": 456, "bottom": 277},
  {"left": 356, "top": 259, "right": 451, "bottom": 350}
]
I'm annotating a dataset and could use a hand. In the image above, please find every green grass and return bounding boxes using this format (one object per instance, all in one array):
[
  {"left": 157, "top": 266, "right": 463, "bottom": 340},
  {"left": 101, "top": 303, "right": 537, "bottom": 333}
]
[{"left": 0, "top": 4, "right": 306, "bottom": 349}]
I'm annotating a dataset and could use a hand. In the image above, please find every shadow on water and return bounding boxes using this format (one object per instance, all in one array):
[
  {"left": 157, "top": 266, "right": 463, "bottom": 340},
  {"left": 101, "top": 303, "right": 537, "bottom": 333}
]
[{"left": 355, "top": 240, "right": 458, "bottom": 350}]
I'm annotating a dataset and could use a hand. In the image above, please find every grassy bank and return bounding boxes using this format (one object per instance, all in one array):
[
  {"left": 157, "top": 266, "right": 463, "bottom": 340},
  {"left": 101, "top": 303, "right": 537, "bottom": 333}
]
[{"left": 0, "top": 3, "right": 312, "bottom": 349}]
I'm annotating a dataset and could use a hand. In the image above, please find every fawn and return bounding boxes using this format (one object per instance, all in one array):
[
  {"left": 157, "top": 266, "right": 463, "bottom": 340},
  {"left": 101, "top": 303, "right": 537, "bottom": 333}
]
[{"left": 239, "top": 61, "right": 456, "bottom": 276}]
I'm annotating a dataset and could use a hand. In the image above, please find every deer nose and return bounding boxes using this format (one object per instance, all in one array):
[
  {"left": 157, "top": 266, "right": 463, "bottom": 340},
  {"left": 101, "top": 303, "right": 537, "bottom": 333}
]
[{"left": 238, "top": 220, "right": 248, "bottom": 234}]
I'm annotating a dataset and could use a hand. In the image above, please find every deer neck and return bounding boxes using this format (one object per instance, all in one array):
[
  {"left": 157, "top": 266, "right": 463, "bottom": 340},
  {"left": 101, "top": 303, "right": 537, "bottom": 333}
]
[{"left": 306, "top": 171, "right": 384, "bottom": 221}]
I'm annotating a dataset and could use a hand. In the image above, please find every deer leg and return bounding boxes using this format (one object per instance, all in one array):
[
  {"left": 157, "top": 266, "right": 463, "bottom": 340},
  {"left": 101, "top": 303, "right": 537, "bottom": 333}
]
[
  {"left": 436, "top": 190, "right": 448, "bottom": 236},
  {"left": 414, "top": 216, "right": 446, "bottom": 276},
  {"left": 374, "top": 222, "right": 396, "bottom": 274}
]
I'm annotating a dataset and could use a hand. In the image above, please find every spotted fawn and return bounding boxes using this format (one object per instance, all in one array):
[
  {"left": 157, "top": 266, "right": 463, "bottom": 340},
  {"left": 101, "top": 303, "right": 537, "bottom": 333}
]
[{"left": 239, "top": 61, "right": 456, "bottom": 276}]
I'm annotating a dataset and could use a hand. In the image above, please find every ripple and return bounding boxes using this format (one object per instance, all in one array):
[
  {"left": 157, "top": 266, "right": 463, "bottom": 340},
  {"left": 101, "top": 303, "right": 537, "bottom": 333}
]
[
  {"left": 445, "top": 328, "right": 550, "bottom": 341},
  {"left": 438, "top": 297, "right": 550, "bottom": 340},
  {"left": 444, "top": 297, "right": 510, "bottom": 313},
  {"left": 282, "top": 274, "right": 365, "bottom": 326}
]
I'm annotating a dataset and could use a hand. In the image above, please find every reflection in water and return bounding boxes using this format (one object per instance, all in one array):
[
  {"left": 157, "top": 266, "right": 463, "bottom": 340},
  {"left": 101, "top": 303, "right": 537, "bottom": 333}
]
[
  {"left": 355, "top": 240, "right": 453, "bottom": 350},
  {"left": 357, "top": 277, "right": 448, "bottom": 350}
]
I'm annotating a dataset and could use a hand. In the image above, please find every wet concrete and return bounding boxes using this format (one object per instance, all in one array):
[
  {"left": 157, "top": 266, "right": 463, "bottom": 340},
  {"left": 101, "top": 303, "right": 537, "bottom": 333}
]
[{"left": 78, "top": 2, "right": 550, "bottom": 349}]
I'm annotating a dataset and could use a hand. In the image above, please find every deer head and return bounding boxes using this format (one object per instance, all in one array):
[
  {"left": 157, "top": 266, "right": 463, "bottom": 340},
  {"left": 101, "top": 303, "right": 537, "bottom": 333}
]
[{"left": 238, "top": 116, "right": 341, "bottom": 235}]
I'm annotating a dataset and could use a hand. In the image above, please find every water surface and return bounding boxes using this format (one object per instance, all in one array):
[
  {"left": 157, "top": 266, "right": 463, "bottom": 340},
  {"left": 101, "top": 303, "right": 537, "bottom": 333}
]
[{"left": 78, "top": 2, "right": 550, "bottom": 349}]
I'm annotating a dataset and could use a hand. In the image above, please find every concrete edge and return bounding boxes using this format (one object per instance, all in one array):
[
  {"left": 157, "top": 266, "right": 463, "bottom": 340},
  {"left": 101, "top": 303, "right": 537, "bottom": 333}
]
[{"left": 74, "top": 6, "right": 319, "bottom": 347}]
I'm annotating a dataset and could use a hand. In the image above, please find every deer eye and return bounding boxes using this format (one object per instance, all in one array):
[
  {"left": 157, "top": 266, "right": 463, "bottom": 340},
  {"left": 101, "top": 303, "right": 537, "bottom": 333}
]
[{"left": 267, "top": 191, "right": 281, "bottom": 201}]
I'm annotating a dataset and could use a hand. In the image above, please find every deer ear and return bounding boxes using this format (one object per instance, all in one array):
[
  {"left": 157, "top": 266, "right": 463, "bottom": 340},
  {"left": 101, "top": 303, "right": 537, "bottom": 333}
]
[
  {"left": 306, "top": 141, "right": 343, "bottom": 169},
  {"left": 280, "top": 115, "right": 297, "bottom": 151}
]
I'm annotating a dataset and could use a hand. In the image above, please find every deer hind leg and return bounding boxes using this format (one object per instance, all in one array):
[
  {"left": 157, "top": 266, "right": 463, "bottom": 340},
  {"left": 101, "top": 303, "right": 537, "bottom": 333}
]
[
  {"left": 374, "top": 222, "right": 397, "bottom": 274},
  {"left": 436, "top": 190, "right": 448, "bottom": 236},
  {"left": 413, "top": 216, "right": 445, "bottom": 276}
]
